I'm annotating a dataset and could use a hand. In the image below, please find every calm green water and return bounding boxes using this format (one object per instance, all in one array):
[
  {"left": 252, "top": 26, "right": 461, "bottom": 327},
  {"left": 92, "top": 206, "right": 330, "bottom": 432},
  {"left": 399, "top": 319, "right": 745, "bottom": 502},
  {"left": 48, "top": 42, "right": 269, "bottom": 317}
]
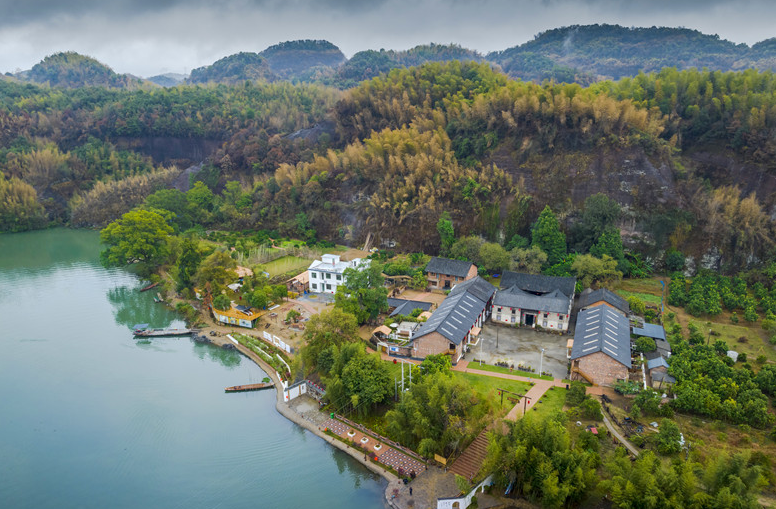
[{"left": 0, "top": 229, "right": 385, "bottom": 509}]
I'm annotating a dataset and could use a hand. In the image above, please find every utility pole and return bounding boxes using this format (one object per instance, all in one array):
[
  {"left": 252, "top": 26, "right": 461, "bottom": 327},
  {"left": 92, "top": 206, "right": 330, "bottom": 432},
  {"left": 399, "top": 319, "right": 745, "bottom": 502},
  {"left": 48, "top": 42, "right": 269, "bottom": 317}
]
[
  {"left": 539, "top": 348, "right": 545, "bottom": 376},
  {"left": 480, "top": 334, "right": 483, "bottom": 367},
  {"left": 401, "top": 361, "right": 405, "bottom": 395},
  {"left": 496, "top": 326, "right": 499, "bottom": 350}
]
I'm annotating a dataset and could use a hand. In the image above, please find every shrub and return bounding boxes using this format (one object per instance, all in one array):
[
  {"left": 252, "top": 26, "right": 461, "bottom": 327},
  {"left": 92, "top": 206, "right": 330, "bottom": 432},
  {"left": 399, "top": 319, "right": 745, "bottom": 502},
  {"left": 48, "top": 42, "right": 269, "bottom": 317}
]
[
  {"left": 730, "top": 312, "right": 739, "bottom": 324},
  {"left": 756, "top": 355, "right": 767, "bottom": 364}
]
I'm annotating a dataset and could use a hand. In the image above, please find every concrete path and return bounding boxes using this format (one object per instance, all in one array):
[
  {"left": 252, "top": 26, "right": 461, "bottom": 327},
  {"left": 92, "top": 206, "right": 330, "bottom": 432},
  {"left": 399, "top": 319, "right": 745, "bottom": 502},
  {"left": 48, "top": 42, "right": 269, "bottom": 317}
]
[
  {"left": 505, "top": 380, "right": 555, "bottom": 420},
  {"left": 602, "top": 414, "right": 640, "bottom": 457}
]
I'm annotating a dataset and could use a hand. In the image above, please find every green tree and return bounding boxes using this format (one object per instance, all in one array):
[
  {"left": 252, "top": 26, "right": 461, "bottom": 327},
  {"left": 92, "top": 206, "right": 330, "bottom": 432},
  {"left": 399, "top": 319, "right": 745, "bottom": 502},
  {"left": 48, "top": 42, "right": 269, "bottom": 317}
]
[
  {"left": 212, "top": 294, "right": 231, "bottom": 311},
  {"left": 590, "top": 226, "right": 626, "bottom": 271},
  {"left": 510, "top": 245, "right": 547, "bottom": 274},
  {"left": 634, "top": 337, "right": 657, "bottom": 353},
  {"left": 194, "top": 250, "right": 237, "bottom": 292},
  {"left": 334, "top": 263, "right": 388, "bottom": 324},
  {"left": 449, "top": 235, "right": 485, "bottom": 263},
  {"left": 420, "top": 354, "right": 452, "bottom": 377},
  {"left": 531, "top": 205, "right": 566, "bottom": 266},
  {"left": 144, "top": 188, "right": 191, "bottom": 230},
  {"left": 627, "top": 296, "right": 646, "bottom": 315},
  {"left": 571, "top": 254, "right": 622, "bottom": 288},
  {"left": 573, "top": 193, "right": 621, "bottom": 252},
  {"left": 100, "top": 209, "right": 174, "bottom": 271},
  {"left": 503, "top": 191, "right": 531, "bottom": 246},
  {"left": 655, "top": 418, "right": 682, "bottom": 455},
  {"left": 437, "top": 211, "right": 455, "bottom": 255},
  {"left": 248, "top": 288, "right": 269, "bottom": 309},
  {"left": 665, "top": 249, "right": 685, "bottom": 272},
  {"left": 301, "top": 308, "right": 359, "bottom": 371},
  {"left": 478, "top": 242, "right": 510, "bottom": 273},
  {"left": 175, "top": 235, "right": 204, "bottom": 291}
]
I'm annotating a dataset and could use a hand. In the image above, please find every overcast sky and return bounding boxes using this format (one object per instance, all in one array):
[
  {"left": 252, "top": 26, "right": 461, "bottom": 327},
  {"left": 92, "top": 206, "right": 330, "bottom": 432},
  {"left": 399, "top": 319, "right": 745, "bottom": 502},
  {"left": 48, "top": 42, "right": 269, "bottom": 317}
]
[{"left": 1, "top": 0, "right": 774, "bottom": 77}]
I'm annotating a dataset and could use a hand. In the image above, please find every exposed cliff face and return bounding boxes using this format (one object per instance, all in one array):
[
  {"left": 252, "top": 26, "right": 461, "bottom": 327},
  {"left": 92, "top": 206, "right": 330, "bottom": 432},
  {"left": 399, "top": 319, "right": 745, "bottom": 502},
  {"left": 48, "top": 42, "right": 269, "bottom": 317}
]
[
  {"left": 111, "top": 137, "right": 222, "bottom": 165},
  {"left": 683, "top": 148, "right": 776, "bottom": 209},
  {"left": 486, "top": 144, "right": 680, "bottom": 212}
]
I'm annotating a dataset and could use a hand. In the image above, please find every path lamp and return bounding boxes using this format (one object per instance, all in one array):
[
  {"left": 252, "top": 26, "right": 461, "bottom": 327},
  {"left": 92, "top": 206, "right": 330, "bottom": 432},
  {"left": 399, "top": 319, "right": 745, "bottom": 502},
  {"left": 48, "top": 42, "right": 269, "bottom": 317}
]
[{"left": 539, "top": 348, "right": 545, "bottom": 377}]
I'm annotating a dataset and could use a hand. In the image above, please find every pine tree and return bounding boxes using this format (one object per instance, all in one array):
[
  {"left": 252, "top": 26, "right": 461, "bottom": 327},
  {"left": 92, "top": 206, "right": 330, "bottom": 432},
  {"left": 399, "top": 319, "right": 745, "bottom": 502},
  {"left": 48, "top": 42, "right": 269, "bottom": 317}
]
[{"left": 531, "top": 205, "right": 567, "bottom": 266}]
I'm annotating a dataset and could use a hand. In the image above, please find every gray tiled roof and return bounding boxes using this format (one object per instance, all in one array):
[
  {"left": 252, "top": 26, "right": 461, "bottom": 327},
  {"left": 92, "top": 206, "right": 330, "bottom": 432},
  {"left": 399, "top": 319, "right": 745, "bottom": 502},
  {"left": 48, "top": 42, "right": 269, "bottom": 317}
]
[
  {"left": 651, "top": 371, "right": 676, "bottom": 384},
  {"left": 413, "top": 276, "right": 495, "bottom": 345},
  {"left": 387, "top": 298, "right": 433, "bottom": 317},
  {"left": 571, "top": 304, "right": 632, "bottom": 367},
  {"left": 450, "top": 276, "right": 497, "bottom": 303},
  {"left": 499, "top": 271, "right": 576, "bottom": 298},
  {"left": 426, "top": 257, "right": 475, "bottom": 278},
  {"left": 493, "top": 285, "right": 571, "bottom": 314},
  {"left": 632, "top": 323, "right": 666, "bottom": 341},
  {"left": 579, "top": 288, "right": 630, "bottom": 314},
  {"left": 647, "top": 357, "right": 669, "bottom": 370}
]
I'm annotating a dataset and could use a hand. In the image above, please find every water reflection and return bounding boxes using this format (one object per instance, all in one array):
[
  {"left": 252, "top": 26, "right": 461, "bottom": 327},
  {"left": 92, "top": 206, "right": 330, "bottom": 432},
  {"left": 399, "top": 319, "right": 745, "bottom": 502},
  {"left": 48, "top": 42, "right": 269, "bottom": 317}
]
[
  {"left": 330, "top": 448, "right": 378, "bottom": 490},
  {"left": 107, "top": 285, "right": 179, "bottom": 329},
  {"left": 0, "top": 229, "right": 100, "bottom": 272},
  {"left": 191, "top": 341, "right": 242, "bottom": 369}
]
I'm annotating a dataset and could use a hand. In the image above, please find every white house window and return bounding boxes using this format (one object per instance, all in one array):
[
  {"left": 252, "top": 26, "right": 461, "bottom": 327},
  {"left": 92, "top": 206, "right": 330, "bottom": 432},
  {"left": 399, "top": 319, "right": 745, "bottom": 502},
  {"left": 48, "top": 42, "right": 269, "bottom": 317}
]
[
  {"left": 497, "top": 314, "right": 501, "bottom": 321},
  {"left": 497, "top": 307, "right": 502, "bottom": 312},
  {"left": 326, "top": 273, "right": 331, "bottom": 279},
  {"left": 311, "top": 283, "right": 317, "bottom": 290},
  {"left": 336, "top": 275, "right": 342, "bottom": 281},
  {"left": 311, "top": 272, "right": 317, "bottom": 278},
  {"left": 511, "top": 309, "right": 516, "bottom": 314},
  {"left": 326, "top": 284, "right": 332, "bottom": 290},
  {"left": 511, "top": 316, "right": 516, "bottom": 323},
  {"left": 543, "top": 320, "right": 548, "bottom": 327}
]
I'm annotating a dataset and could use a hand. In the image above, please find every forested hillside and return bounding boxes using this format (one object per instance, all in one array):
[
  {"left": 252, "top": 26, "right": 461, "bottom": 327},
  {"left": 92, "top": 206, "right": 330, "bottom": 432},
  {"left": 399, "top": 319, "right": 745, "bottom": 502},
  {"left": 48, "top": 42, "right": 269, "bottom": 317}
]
[
  {"left": 24, "top": 52, "right": 147, "bottom": 89},
  {"left": 489, "top": 25, "right": 776, "bottom": 82},
  {"left": 1, "top": 56, "right": 776, "bottom": 273}
]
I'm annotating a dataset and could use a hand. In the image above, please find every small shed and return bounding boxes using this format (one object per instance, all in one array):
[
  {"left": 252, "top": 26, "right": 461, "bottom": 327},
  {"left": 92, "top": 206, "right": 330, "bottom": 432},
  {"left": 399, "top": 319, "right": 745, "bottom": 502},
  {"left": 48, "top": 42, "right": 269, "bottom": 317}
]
[{"left": 632, "top": 323, "right": 667, "bottom": 341}]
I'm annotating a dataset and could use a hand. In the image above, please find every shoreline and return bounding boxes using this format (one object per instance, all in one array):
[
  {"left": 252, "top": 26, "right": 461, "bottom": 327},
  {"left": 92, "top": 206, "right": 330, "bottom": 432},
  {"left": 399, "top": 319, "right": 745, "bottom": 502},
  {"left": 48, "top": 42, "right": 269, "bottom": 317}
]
[{"left": 206, "top": 333, "right": 401, "bottom": 508}]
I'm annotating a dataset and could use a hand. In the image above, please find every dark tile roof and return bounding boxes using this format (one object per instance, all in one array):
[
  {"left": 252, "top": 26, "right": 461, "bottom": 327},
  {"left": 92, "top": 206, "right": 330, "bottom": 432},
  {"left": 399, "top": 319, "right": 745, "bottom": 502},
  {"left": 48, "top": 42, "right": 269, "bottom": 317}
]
[
  {"left": 386, "top": 298, "right": 433, "bottom": 317},
  {"left": 579, "top": 288, "right": 630, "bottom": 314},
  {"left": 654, "top": 339, "right": 672, "bottom": 354},
  {"left": 651, "top": 371, "right": 676, "bottom": 384},
  {"left": 425, "top": 257, "right": 475, "bottom": 278},
  {"left": 413, "top": 277, "right": 495, "bottom": 345},
  {"left": 647, "top": 357, "right": 669, "bottom": 370},
  {"left": 632, "top": 323, "right": 666, "bottom": 341},
  {"left": 500, "top": 271, "right": 576, "bottom": 298},
  {"left": 493, "top": 285, "right": 571, "bottom": 314},
  {"left": 571, "top": 304, "right": 632, "bottom": 367},
  {"left": 450, "top": 276, "right": 496, "bottom": 303}
]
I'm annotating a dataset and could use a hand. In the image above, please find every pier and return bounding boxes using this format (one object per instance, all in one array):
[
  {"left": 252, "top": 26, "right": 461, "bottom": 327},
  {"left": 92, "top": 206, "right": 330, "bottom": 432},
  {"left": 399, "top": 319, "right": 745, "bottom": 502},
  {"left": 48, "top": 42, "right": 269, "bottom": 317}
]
[{"left": 225, "top": 382, "right": 274, "bottom": 393}]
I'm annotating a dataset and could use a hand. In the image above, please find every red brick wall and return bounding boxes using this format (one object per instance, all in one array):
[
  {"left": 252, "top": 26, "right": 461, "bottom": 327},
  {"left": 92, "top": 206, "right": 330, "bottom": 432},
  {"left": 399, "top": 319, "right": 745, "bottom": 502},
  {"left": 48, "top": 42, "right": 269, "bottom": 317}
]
[
  {"left": 413, "top": 331, "right": 460, "bottom": 360},
  {"left": 572, "top": 352, "right": 628, "bottom": 387},
  {"left": 464, "top": 265, "right": 478, "bottom": 281}
]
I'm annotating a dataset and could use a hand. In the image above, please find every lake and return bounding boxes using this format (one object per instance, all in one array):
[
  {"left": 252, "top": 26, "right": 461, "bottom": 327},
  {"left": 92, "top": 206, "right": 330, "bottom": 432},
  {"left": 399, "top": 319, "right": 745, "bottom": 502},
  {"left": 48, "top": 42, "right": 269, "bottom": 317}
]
[{"left": 0, "top": 228, "right": 385, "bottom": 509}]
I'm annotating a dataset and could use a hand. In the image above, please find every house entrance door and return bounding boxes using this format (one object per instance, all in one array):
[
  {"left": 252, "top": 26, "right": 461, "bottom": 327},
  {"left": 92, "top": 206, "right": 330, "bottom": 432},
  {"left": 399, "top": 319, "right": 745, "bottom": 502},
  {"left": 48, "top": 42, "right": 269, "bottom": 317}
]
[{"left": 525, "top": 314, "right": 535, "bottom": 326}]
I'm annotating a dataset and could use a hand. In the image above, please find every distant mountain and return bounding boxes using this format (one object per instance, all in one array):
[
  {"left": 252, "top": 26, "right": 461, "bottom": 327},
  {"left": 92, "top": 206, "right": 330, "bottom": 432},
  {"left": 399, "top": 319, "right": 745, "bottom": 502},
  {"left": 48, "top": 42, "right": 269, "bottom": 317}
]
[
  {"left": 188, "top": 52, "right": 277, "bottom": 85},
  {"left": 487, "top": 24, "right": 775, "bottom": 82},
  {"left": 26, "top": 52, "right": 144, "bottom": 88},
  {"left": 146, "top": 73, "right": 187, "bottom": 87},
  {"left": 335, "top": 43, "right": 482, "bottom": 87},
  {"left": 260, "top": 39, "right": 346, "bottom": 81}
]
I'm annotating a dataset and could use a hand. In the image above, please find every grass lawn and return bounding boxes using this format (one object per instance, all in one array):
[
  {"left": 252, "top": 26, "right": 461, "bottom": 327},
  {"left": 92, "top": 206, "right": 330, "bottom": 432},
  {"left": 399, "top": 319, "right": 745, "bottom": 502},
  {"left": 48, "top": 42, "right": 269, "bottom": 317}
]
[
  {"left": 526, "top": 386, "right": 567, "bottom": 419},
  {"left": 616, "top": 289, "right": 663, "bottom": 305},
  {"left": 468, "top": 361, "right": 554, "bottom": 380},
  {"left": 453, "top": 372, "right": 532, "bottom": 412},
  {"left": 617, "top": 277, "right": 665, "bottom": 296},
  {"left": 258, "top": 255, "right": 313, "bottom": 278}
]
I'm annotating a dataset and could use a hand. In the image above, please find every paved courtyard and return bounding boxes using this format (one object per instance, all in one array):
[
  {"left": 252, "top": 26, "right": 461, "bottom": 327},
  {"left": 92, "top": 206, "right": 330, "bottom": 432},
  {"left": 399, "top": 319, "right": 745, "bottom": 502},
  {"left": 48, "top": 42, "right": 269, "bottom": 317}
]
[{"left": 471, "top": 323, "right": 570, "bottom": 379}]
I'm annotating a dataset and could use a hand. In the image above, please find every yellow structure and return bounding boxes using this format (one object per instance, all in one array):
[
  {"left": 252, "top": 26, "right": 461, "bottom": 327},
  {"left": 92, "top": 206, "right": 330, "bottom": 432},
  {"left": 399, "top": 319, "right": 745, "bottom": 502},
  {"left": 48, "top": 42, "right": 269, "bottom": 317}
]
[{"left": 212, "top": 304, "right": 262, "bottom": 328}]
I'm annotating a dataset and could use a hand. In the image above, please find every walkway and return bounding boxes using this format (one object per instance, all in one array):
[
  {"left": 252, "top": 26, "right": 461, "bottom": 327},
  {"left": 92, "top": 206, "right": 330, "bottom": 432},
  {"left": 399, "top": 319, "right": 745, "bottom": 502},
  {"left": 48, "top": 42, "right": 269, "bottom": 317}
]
[
  {"left": 449, "top": 426, "right": 491, "bottom": 481},
  {"left": 322, "top": 417, "right": 426, "bottom": 476},
  {"left": 602, "top": 414, "right": 641, "bottom": 457}
]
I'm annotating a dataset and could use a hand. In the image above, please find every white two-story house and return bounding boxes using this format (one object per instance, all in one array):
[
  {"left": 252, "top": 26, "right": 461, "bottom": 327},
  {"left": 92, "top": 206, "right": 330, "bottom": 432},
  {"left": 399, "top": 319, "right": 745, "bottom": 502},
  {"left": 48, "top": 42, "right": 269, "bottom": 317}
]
[{"left": 307, "top": 254, "right": 369, "bottom": 294}]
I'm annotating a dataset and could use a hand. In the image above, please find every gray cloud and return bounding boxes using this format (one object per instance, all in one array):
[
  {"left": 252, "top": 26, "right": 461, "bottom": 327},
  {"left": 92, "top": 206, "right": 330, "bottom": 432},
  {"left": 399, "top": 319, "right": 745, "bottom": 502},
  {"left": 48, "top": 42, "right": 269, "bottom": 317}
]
[{"left": 0, "top": 0, "right": 773, "bottom": 77}]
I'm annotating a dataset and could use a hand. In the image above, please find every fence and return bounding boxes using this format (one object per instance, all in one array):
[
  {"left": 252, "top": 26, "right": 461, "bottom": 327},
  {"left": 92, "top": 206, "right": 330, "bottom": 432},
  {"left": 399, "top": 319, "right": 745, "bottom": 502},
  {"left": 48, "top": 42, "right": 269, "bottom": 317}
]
[
  {"left": 284, "top": 380, "right": 326, "bottom": 402},
  {"left": 262, "top": 330, "right": 293, "bottom": 354},
  {"left": 437, "top": 475, "right": 494, "bottom": 509}
]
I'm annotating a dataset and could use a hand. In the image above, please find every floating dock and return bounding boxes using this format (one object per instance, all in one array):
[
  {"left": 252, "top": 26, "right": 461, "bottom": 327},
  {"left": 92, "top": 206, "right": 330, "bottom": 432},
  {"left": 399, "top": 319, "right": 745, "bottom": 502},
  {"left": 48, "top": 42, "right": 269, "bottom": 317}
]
[
  {"left": 224, "top": 382, "right": 274, "bottom": 393},
  {"left": 132, "top": 325, "right": 194, "bottom": 337}
]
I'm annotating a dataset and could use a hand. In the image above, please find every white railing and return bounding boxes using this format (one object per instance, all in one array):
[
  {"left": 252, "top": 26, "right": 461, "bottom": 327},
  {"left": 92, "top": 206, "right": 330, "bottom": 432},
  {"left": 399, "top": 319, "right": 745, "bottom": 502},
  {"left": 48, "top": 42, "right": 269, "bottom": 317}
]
[{"left": 437, "top": 475, "right": 494, "bottom": 509}]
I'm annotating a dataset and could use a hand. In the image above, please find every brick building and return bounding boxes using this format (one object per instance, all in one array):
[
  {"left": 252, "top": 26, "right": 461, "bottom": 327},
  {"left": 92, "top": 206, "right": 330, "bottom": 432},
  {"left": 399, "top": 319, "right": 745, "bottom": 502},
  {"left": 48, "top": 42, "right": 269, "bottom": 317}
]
[
  {"left": 410, "top": 277, "right": 496, "bottom": 363},
  {"left": 425, "top": 257, "right": 478, "bottom": 290},
  {"left": 578, "top": 287, "right": 630, "bottom": 316},
  {"left": 569, "top": 304, "right": 632, "bottom": 386}
]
